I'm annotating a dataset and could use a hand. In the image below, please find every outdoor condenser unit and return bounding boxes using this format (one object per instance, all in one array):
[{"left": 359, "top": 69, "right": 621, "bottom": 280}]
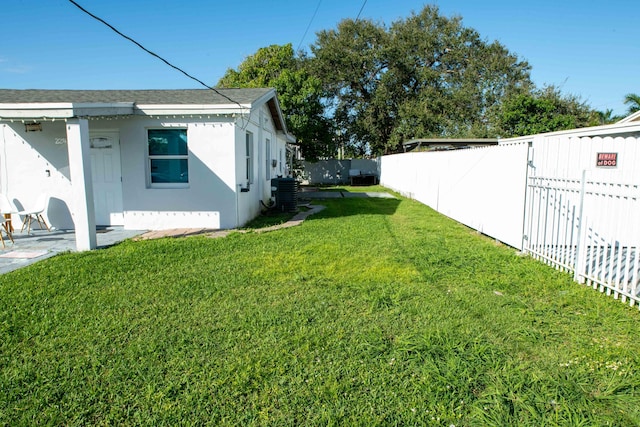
[{"left": 270, "top": 177, "right": 298, "bottom": 212}]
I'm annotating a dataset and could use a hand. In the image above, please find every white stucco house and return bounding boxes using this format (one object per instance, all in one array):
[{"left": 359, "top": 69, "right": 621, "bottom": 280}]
[{"left": 0, "top": 88, "right": 295, "bottom": 250}]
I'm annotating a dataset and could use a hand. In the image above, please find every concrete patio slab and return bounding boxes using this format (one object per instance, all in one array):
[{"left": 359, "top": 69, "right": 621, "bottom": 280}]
[
  {"left": 0, "top": 227, "right": 145, "bottom": 275},
  {"left": 135, "top": 228, "right": 217, "bottom": 240},
  {"left": 343, "top": 192, "right": 396, "bottom": 198},
  {"left": 300, "top": 191, "right": 396, "bottom": 200},
  {"left": 299, "top": 191, "right": 345, "bottom": 199},
  {"left": 0, "top": 193, "right": 359, "bottom": 275}
]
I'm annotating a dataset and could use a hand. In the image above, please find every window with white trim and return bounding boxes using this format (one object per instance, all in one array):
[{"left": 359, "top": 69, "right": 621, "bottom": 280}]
[
  {"left": 148, "top": 129, "right": 188, "bottom": 187},
  {"left": 245, "top": 131, "right": 254, "bottom": 184},
  {"left": 265, "top": 138, "right": 271, "bottom": 180}
]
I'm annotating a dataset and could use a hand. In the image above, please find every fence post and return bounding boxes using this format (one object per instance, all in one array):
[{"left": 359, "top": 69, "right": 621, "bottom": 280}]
[
  {"left": 573, "top": 170, "right": 587, "bottom": 283},
  {"left": 521, "top": 145, "right": 534, "bottom": 252}
]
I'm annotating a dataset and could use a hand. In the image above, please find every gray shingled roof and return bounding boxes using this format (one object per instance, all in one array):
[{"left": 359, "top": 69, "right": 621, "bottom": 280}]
[{"left": 0, "top": 88, "right": 273, "bottom": 105}]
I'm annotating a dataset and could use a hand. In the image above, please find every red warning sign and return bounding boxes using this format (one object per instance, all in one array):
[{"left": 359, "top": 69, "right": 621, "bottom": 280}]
[{"left": 596, "top": 152, "right": 617, "bottom": 168}]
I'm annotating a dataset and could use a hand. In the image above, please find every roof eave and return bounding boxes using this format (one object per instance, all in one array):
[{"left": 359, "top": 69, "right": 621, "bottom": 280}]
[
  {"left": 617, "top": 110, "right": 640, "bottom": 123},
  {"left": 0, "top": 102, "right": 135, "bottom": 119},
  {"left": 250, "top": 88, "right": 296, "bottom": 143},
  {"left": 244, "top": 89, "right": 281, "bottom": 126},
  {"left": 285, "top": 133, "right": 297, "bottom": 144},
  {"left": 135, "top": 104, "right": 251, "bottom": 116}
]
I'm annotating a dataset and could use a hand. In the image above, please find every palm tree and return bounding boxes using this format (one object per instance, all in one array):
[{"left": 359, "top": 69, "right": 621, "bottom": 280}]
[
  {"left": 624, "top": 93, "right": 640, "bottom": 114},
  {"left": 597, "top": 109, "right": 614, "bottom": 125}
]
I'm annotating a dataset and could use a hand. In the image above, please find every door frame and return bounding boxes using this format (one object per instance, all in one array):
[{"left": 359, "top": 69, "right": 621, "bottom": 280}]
[{"left": 89, "top": 130, "right": 124, "bottom": 226}]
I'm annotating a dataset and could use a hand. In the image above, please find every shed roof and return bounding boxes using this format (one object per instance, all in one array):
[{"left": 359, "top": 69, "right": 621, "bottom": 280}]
[{"left": 402, "top": 138, "right": 499, "bottom": 152}]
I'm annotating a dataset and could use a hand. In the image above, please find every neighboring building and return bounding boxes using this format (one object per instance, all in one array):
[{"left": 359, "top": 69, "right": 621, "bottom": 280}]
[
  {"left": 0, "top": 89, "right": 295, "bottom": 250},
  {"left": 617, "top": 110, "right": 640, "bottom": 124},
  {"left": 402, "top": 138, "right": 499, "bottom": 152}
]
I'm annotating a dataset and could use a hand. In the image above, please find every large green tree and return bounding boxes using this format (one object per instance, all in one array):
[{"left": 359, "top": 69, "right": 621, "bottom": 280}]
[
  {"left": 220, "top": 6, "right": 605, "bottom": 158},
  {"left": 490, "top": 86, "right": 599, "bottom": 137},
  {"left": 307, "top": 18, "right": 389, "bottom": 156},
  {"left": 310, "top": 5, "right": 532, "bottom": 154},
  {"left": 218, "top": 44, "right": 334, "bottom": 160}
]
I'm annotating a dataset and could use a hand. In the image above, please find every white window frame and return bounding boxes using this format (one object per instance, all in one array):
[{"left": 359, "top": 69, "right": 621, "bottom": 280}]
[
  {"left": 147, "top": 128, "right": 189, "bottom": 189},
  {"left": 246, "top": 131, "right": 254, "bottom": 184},
  {"left": 265, "top": 138, "right": 271, "bottom": 181}
]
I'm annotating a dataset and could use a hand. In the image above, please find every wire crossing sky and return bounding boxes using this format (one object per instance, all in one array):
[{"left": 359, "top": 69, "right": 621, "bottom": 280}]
[
  {"left": 298, "top": 0, "right": 324, "bottom": 52},
  {"left": 1, "top": 0, "right": 637, "bottom": 116},
  {"left": 66, "top": 0, "right": 243, "bottom": 107}
]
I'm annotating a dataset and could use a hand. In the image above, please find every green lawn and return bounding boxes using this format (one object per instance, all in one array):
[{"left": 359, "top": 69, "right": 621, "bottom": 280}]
[{"left": 1, "top": 190, "right": 639, "bottom": 426}]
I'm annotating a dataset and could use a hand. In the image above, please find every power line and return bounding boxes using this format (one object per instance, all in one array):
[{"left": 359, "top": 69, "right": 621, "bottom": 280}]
[
  {"left": 298, "top": 0, "right": 367, "bottom": 51},
  {"left": 297, "top": 0, "right": 322, "bottom": 52},
  {"left": 355, "top": 0, "right": 368, "bottom": 21},
  {"left": 66, "top": 0, "right": 243, "bottom": 109}
]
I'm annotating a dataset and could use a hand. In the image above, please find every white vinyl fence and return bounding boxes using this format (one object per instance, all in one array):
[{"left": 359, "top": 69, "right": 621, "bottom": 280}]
[
  {"left": 525, "top": 174, "right": 640, "bottom": 306},
  {"left": 380, "top": 132, "right": 640, "bottom": 307},
  {"left": 381, "top": 142, "right": 530, "bottom": 249}
]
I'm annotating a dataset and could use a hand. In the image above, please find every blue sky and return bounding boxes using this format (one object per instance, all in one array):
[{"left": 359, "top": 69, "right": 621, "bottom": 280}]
[{"left": 1, "top": 0, "right": 637, "bottom": 115}]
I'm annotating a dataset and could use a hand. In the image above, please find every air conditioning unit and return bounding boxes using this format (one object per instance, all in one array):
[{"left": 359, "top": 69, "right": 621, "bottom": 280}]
[{"left": 271, "top": 177, "right": 298, "bottom": 212}]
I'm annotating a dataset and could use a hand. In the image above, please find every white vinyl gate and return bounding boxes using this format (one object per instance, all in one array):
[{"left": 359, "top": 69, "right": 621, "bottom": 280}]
[{"left": 524, "top": 172, "right": 640, "bottom": 307}]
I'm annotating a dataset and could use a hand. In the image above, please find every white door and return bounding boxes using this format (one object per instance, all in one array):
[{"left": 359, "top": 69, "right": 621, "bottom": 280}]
[{"left": 90, "top": 132, "right": 124, "bottom": 225}]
